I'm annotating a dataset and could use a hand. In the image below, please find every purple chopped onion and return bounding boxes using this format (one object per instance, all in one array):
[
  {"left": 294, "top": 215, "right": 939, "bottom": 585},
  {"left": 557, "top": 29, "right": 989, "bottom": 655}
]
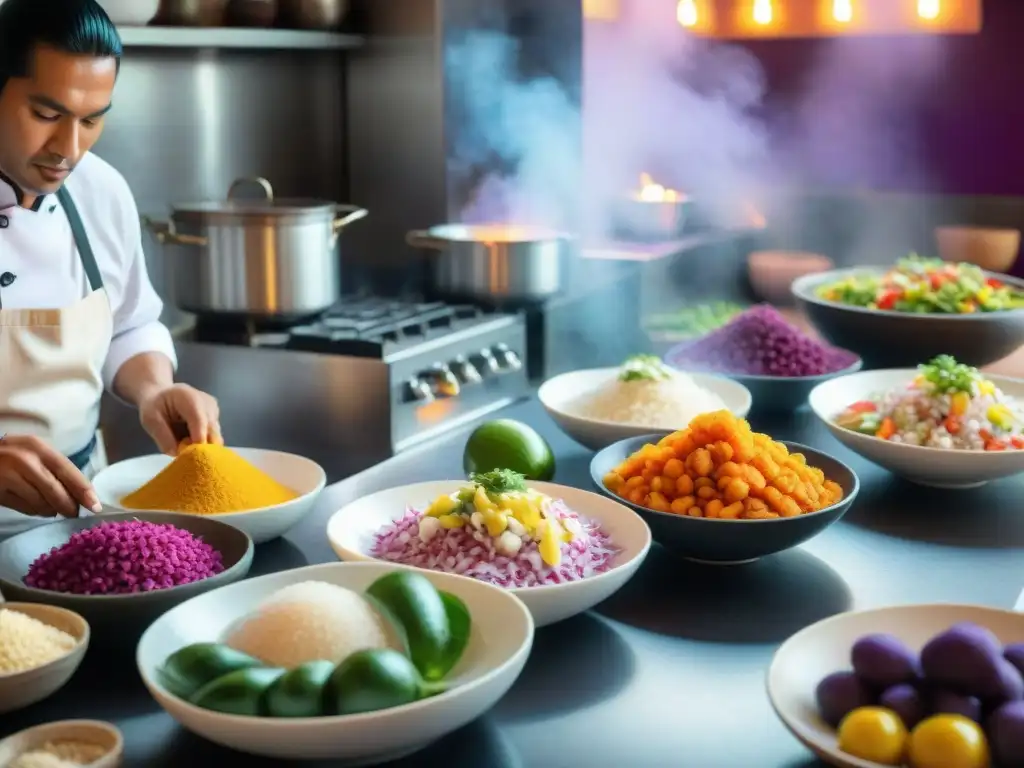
[
  {"left": 666, "top": 304, "right": 857, "bottom": 377},
  {"left": 24, "top": 520, "right": 224, "bottom": 595}
]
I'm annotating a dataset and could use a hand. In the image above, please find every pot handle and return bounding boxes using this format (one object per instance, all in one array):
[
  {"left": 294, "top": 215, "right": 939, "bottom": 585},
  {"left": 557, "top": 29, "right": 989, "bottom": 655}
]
[
  {"left": 332, "top": 205, "right": 368, "bottom": 233},
  {"left": 228, "top": 177, "right": 274, "bottom": 201},
  {"left": 141, "top": 216, "right": 208, "bottom": 247},
  {"left": 406, "top": 230, "right": 448, "bottom": 250}
]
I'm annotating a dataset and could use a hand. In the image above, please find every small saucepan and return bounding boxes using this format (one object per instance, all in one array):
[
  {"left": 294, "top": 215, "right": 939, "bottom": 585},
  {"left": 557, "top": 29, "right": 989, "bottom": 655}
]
[{"left": 407, "top": 224, "right": 572, "bottom": 303}]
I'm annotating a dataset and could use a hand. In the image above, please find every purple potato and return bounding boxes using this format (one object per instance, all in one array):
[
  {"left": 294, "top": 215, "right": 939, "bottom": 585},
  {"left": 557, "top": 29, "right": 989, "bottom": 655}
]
[
  {"left": 816, "top": 670, "right": 875, "bottom": 728},
  {"left": 1005, "top": 643, "right": 1024, "bottom": 678},
  {"left": 978, "top": 658, "right": 1024, "bottom": 703},
  {"left": 988, "top": 700, "right": 1024, "bottom": 766},
  {"left": 851, "top": 633, "right": 919, "bottom": 688},
  {"left": 921, "top": 625, "right": 1002, "bottom": 694},
  {"left": 931, "top": 689, "right": 983, "bottom": 722},
  {"left": 949, "top": 622, "right": 1003, "bottom": 655},
  {"left": 879, "top": 683, "right": 926, "bottom": 729}
]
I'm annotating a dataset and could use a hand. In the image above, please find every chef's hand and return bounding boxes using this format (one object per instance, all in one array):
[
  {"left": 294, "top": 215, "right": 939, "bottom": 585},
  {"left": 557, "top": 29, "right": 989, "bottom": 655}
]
[
  {"left": 140, "top": 384, "right": 223, "bottom": 456},
  {"left": 0, "top": 434, "right": 101, "bottom": 518}
]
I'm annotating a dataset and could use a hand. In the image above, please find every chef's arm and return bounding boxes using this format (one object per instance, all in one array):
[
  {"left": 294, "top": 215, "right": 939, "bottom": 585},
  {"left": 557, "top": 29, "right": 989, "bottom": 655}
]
[{"left": 111, "top": 351, "right": 175, "bottom": 408}]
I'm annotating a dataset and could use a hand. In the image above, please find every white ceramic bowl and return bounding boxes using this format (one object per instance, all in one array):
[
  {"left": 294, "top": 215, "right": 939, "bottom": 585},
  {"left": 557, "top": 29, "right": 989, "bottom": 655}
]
[
  {"left": 809, "top": 369, "right": 1024, "bottom": 488},
  {"left": 92, "top": 448, "right": 326, "bottom": 543},
  {"left": 0, "top": 720, "right": 123, "bottom": 768},
  {"left": 768, "top": 603, "right": 1024, "bottom": 768},
  {"left": 538, "top": 367, "right": 753, "bottom": 451},
  {"left": 326, "top": 480, "right": 652, "bottom": 627},
  {"left": 0, "top": 603, "right": 89, "bottom": 714},
  {"left": 98, "top": 0, "right": 160, "bottom": 25},
  {"left": 136, "top": 561, "right": 533, "bottom": 763}
]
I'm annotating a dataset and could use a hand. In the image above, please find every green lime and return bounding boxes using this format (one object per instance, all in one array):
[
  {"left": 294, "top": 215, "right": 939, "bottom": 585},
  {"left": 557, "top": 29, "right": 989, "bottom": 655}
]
[{"left": 463, "top": 419, "right": 555, "bottom": 481}]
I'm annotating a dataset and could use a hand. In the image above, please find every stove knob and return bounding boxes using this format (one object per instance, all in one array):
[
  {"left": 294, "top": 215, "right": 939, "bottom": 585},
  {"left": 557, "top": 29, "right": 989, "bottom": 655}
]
[
  {"left": 427, "top": 363, "right": 461, "bottom": 398},
  {"left": 493, "top": 343, "right": 522, "bottom": 372},
  {"left": 405, "top": 376, "right": 434, "bottom": 403},
  {"left": 473, "top": 348, "right": 501, "bottom": 375},
  {"left": 450, "top": 356, "right": 482, "bottom": 384}
]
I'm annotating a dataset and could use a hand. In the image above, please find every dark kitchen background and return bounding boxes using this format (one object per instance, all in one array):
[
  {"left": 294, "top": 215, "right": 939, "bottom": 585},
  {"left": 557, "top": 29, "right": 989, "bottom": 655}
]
[{"left": 96, "top": 0, "right": 1022, "bottom": 467}]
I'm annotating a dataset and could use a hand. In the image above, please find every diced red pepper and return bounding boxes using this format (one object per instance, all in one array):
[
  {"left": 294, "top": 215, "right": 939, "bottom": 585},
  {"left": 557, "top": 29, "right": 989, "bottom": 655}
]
[
  {"left": 980, "top": 429, "right": 995, "bottom": 442},
  {"left": 987, "top": 277, "right": 1005, "bottom": 289},
  {"left": 985, "top": 439, "right": 1008, "bottom": 452},
  {"left": 943, "top": 415, "right": 961, "bottom": 435},
  {"left": 876, "top": 290, "right": 901, "bottom": 310},
  {"left": 1010, "top": 435, "right": 1024, "bottom": 449},
  {"left": 848, "top": 401, "right": 877, "bottom": 413},
  {"left": 930, "top": 273, "right": 947, "bottom": 289}
]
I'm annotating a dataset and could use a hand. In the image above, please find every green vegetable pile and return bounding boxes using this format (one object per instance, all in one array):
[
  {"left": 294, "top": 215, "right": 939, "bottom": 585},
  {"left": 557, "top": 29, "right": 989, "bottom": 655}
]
[
  {"left": 918, "top": 354, "right": 982, "bottom": 394},
  {"left": 618, "top": 354, "right": 674, "bottom": 382},
  {"left": 815, "top": 254, "right": 1024, "bottom": 314},
  {"left": 644, "top": 302, "right": 747, "bottom": 338},
  {"left": 157, "top": 570, "right": 470, "bottom": 719}
]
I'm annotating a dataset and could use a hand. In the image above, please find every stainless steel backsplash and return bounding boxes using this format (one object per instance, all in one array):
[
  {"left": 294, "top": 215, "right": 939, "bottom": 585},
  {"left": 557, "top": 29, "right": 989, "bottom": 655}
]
[{"left": 91, "top": 49, "right": 349, "bottom": 327}]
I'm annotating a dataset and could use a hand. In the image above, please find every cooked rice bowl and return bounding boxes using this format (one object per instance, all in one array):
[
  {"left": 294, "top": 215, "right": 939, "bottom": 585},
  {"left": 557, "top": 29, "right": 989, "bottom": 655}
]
[
  {"left": 567, "top": 354, "right": 728, "bottom": 429},
  {"left": 834, "top": 355, "right": 1024, "bottom": 451},
  {"left": 371, "top": 470, "right": 619, "bottom": 588}
]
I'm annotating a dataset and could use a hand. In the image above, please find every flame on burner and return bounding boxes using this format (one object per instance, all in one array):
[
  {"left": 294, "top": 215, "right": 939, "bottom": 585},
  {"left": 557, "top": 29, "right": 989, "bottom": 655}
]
[
  {"left": 634, "top": 173, "right": 686, "bottom": 204},
  {"left": 461, "top": 225, "right": 553, "bottom": 243}
]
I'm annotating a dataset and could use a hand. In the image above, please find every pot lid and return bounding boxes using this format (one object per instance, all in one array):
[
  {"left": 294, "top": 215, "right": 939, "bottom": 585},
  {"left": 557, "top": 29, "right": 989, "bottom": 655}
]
[{"left": 170, "top": 177, "right": 338, "bottom": 222}]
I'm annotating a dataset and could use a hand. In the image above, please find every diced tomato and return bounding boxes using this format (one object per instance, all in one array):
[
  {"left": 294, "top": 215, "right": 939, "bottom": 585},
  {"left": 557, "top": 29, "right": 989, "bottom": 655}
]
[
  {"left": 1011, "top": 435, "right": 1024, "bottom": 449},
  {"left": 876, "top": 417, "right": 896, "bottom": 440},
  {"left": 930, "top": 273, "right": 948, "bottom": 289},
  {"left": 876, "top": 290, "right": 901, "bottom": 310},
  {"left": 979, "top": 429, "right": 994, "bottom": 442},
  {"left": 943, "top": 415, "right": 961, "bottom": 435},
  {"left": 985, "top": 439, "right": 1008, "bottom": 452},
  {"left": 987, "top": 277, "right": 1005, "bottom": 289},
  {"left": 848, "top": 401, "right": 877, "bottom": 413}
]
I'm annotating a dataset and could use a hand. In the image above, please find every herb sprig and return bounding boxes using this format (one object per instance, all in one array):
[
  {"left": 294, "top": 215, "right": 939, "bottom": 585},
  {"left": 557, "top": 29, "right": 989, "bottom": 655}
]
[
  {"left": 619, "top": 354, "right": 674, "bottom": 382},
  {"left": 469, "top": 469, "right": 527, "bottom": 495}
]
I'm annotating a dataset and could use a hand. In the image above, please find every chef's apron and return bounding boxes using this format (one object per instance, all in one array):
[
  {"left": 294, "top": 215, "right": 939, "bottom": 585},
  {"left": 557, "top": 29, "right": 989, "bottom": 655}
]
[{"left": 0, "top": 186, "right": 112, "bottom": 536}]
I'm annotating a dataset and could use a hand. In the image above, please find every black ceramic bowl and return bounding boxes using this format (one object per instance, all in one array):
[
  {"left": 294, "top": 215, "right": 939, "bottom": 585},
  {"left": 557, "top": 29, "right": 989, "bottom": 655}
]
[
  {"left": 589, "top": 435, "right": 859, "bottom": 564},
  {"left": 0, "top": 512, "right": 253, "bottom": 645},
  {"left": 792, "top": 268, "right": 1024, "bottom": 369}
]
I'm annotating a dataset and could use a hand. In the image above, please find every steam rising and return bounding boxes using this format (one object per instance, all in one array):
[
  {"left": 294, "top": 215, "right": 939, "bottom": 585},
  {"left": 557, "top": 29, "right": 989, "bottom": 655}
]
[{"left": 446, "top": 0, "right": 947, "bottom": 252}]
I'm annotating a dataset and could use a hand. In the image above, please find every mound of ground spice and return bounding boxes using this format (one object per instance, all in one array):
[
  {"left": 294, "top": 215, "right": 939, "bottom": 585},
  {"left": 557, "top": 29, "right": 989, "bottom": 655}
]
[
  {"left": 666, "top": 304, "right": 858, "bottom": 377},
  {"left": 25, "top": 520, "right": 224, "bottom": 595},
  {"left": 121, "top": 444, "right": 299, "bottom": 515}
]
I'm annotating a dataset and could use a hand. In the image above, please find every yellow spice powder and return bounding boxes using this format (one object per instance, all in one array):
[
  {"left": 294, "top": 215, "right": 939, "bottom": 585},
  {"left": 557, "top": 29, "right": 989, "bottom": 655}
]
[
  {"left": 121, "top": 443, "right": 299, "bottom": 515},
  {"left": 0, "top": 610, "right": 78, "bottom": 674}
]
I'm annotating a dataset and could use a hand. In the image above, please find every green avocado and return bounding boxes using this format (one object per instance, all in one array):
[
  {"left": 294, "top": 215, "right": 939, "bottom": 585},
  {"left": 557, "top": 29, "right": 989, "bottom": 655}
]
[
  {"left": 265, "top": 660, "right": 334, "bottom": 718},
  {"left": 158, "top": 642, "right": 263, "bottom": 700},
  {"left": 189, "top": 667, "right": 285, "bottom": 716},
  {"left": 326, "top": 648, "right": 422, "bottom": 716}
]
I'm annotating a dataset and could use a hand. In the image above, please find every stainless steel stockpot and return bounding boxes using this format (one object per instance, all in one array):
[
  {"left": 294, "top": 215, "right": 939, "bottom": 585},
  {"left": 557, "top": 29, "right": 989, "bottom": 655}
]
[
  {"left": 145, "top": 177, "right": 367, "bottom": 320},
  {"left": 407, "top": 224, "right": 571, "bottom": 303}
]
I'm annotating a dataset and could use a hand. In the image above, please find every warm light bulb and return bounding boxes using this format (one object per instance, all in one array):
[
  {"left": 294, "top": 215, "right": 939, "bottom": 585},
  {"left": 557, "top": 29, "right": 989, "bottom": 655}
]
[
  {"left": 677, "top": 0, "right": 698, "bottom": 27},
  {"left": 753, "top": 0, "right": 773, "bottom": 25},
  {"left": 917, "top": 0, "right": 940, "bottom": 20},
  {"left": 832, "top": 0, "right": 853, "bottom": 23}
]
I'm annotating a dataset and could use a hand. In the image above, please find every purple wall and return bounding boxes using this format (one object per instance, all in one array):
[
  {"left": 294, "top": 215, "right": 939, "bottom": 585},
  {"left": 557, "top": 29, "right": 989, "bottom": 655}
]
[{"left": 739, "top": 0, "right": 1024, "bottom": 196}]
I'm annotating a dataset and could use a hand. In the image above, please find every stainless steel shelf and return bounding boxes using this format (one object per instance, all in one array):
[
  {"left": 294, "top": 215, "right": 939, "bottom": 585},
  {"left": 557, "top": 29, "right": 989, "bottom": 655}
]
[{"left": 117, "top": 26, "right": 364, "bottom": 50}]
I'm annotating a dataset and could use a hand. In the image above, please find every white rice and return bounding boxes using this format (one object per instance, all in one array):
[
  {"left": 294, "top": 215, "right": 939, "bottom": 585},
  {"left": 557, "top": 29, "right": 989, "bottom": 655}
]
[
  {"left": 569, "top": 371, "right": 728, "bottom": 429},
  {"left": 223, "top": 580, "right": 391, "bottom": 669},
  {"left": 883, "top": 384, "right": 1023, "bottom": 450}
]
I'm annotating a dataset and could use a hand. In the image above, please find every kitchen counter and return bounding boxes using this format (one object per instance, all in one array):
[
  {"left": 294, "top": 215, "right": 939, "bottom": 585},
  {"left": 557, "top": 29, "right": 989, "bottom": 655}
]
[{"left": 5, "top": 398, "right": 1024, "bottom": 767}]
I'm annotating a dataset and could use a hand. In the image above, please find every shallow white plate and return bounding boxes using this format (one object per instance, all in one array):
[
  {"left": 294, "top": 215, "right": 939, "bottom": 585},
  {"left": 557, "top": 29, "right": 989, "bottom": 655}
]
[
  {"left": 768, "top": 603, "right": 1024, "bottom": 768},
  {"left": 93, "top": 448, "right": 326, "bottom": 543},
  {"left": 809, "top": 369, "right": 1024, "bottom": 488},
  {"left": 538, "top": 367, "right": 753, "bottom": 451},
  {"left": 136, "top": 561, "right": 533, "bottom": 763},
  {"left": 326, "top": 480, "right": 652, "bottom": 627}
]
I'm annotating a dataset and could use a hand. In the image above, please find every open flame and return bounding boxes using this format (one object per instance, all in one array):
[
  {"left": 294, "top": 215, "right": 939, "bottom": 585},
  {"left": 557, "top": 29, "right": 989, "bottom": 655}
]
[{"left": 634, "top": 173, "right": 685, "bottom": 203}]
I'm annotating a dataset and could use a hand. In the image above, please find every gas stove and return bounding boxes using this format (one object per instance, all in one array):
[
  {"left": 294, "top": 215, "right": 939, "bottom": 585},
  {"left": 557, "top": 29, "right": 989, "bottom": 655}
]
[{"left": 101, "top": 297, "right": 530, "bottom": 482}]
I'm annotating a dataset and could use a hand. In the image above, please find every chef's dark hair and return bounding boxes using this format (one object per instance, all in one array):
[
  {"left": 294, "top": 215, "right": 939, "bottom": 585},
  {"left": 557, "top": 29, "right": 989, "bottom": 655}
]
[{"left": 0, "top": 0, "right": 122, "bottom": 93}]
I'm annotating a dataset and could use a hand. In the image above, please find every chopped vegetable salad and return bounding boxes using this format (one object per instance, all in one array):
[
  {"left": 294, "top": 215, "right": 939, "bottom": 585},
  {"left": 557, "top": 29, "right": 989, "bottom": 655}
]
[
  {"left": 816, "top": 255, "right": 1024, "bottom": 314},
  {"left": 835, "top": 356, "right": 1024, "bottom": 451}
]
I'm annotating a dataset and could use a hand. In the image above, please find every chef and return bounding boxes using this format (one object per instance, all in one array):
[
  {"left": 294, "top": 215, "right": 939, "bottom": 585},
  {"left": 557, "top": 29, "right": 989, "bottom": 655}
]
[{"left": 0, "top": 0, "right": 222, "bottom": 533}]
